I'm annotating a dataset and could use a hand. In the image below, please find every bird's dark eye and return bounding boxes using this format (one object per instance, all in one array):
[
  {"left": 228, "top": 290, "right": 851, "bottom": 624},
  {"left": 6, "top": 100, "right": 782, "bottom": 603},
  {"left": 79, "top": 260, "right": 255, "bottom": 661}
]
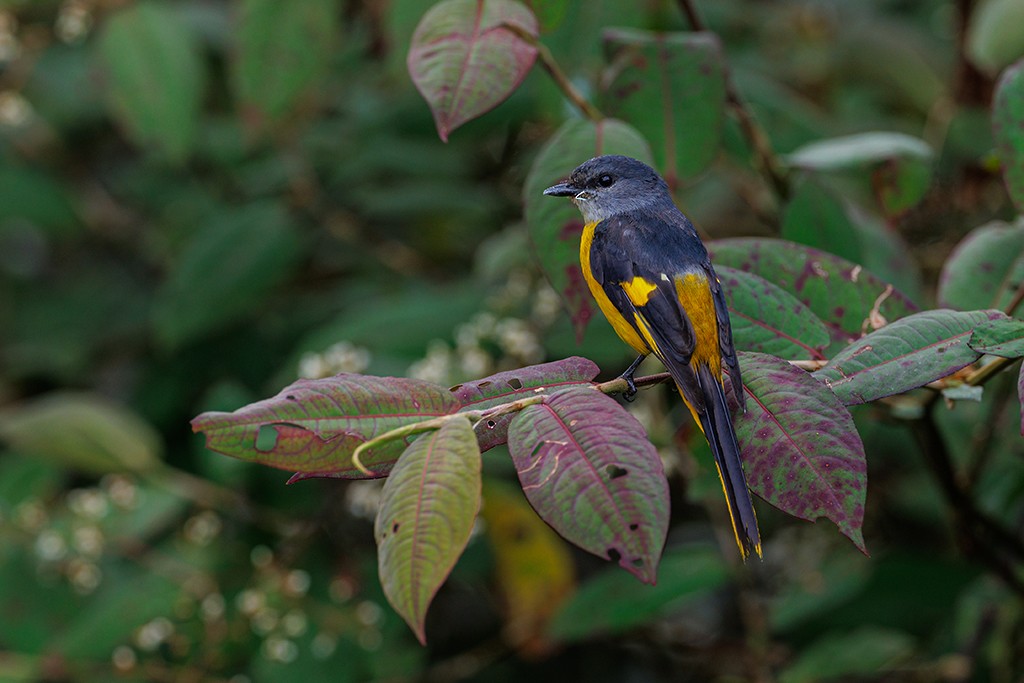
[{"left": 598, "top": 174, "right": 615, "bottom": 188}]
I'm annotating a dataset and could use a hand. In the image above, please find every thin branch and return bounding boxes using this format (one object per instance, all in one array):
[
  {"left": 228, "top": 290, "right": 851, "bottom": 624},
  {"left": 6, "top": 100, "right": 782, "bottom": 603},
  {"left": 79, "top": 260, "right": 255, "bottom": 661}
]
[{"left": 674, "top": 0, "right": 791, "bottom": 202}]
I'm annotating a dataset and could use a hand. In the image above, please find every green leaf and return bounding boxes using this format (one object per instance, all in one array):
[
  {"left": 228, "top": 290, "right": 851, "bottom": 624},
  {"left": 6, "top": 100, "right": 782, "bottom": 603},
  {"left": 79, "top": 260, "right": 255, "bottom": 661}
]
[
  {"left": 717, "top": 266, "right": 830, "bottom": 360},
  {"left": 151, "top": 202, "right": 301, "bottom": 350},
  {"left": 507, "top": 386, "right": 668, "bottom": 584},
  {"left": 969, "top": 317, "right": 1024, "bottom": 358},
  {"left": 407, "top": 0, "right": 538, "bottom": 142},
  {"left": 375, "top": 417, "right": 482, "bottom": 643},
  {"left": 96, "top": 1, "right": 205, "bottom": 162},
  {"left": 547, "top": 544, "right": 727, "bottom": 641},
  {"left": 779, "top": 626, "right": 915, "bottom": 683},
  {"left": 967, "top": 0, "right": 1024, "bottom": 76},
  {"left": 781, "top": 175, "right": 862, "bottom": 264},
  {"left": 708, "top": 238, "right": 918, "bottom": 352},
  {"left": 602, "top": 29, "right": 726, "bottom": 182},
  {"left": 938, "top": 219, "right": 1024, "bottom": 311},
  {"left": 993, "top": 58, "right": 1024, "bottom": 212},
  {"left": 732, "top": 353, "right": 866, "bottom": 551},
  {"left": 523, "top": 0, "right": 569, "bottom": 31},
  {"left": 813, "top": 309, "right": 1007, "bottom": 405},
  {"left": 452, "top": 356, "right": 600, "bottom": 451},
  {"left": 191, "top": 374, "right": 461, "bottom": 478},
  {"left": 233, "top": 0, "right": 340, "bottom": 132},
  {"left": 0, "top": 392, "right": 162, "bottom": 475},
  {"left": 785, "top": 132, "right": 934, "bottom": 215},
  {"left": 524, "top": 118, "right": 652, "bottom": 340}
]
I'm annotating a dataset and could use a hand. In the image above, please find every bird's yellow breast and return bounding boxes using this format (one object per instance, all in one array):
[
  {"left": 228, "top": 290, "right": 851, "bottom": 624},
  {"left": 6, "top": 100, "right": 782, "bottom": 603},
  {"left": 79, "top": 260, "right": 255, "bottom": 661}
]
[{"left": 580, "top": 222, "right": 650, "bottom": 354}]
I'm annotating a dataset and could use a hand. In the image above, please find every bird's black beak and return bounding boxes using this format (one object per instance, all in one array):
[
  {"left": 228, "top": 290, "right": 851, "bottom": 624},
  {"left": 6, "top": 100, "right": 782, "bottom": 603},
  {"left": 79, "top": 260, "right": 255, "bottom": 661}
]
[{"left": 543, "top": 182, "right": 577, "bottom": 197}]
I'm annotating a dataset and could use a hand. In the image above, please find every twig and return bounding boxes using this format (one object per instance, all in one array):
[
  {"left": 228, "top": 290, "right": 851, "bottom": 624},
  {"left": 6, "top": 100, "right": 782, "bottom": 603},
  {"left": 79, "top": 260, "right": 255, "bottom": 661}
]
[{"left": 674, "top": 0, "right": 791, "bottom": 202}]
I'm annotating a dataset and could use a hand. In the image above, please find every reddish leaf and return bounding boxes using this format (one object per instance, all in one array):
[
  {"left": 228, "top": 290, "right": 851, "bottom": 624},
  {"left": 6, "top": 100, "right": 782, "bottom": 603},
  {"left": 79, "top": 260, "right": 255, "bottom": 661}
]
[
  {"left": 937, "top": 219, "right": 1024, "bottom": 311},
  {"left": 813, "top": 309, "right": 1007, "bottom": 405},
  {"left": 602, "top": 29, "right": 726, "bottom": 182},
  {"left": 524, "top": 118, "right": 652, "bottom": 340},
  {"left": 507, "top": 387, "right": 668, "bottom": 584},
  {"left": 730, "top": 353, "right": 867, "bottom": 552},
  {"left": 709, "top": 238, "right": 918, "bottom": 352},
  {"left": 452, "top": 356, "right": 600, "bottom": 451},
  {"left": 191, "top": 374, "right": 460, "bottom": 478},
  {"left": 407, "top": 0, "right": 538, "bottom": 142},
  {"left": 375, "top": 417, "right": 481, "bottom": 643},
  {"left": 717, "top": 265, "right": 830, "bottom": 361}
]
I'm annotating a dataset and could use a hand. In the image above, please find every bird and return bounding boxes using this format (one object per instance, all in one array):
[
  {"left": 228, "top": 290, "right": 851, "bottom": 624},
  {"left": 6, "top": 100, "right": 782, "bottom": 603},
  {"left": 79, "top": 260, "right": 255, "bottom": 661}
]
[{"left": 543, "top": 154, "right": 761, "bottom": 559}]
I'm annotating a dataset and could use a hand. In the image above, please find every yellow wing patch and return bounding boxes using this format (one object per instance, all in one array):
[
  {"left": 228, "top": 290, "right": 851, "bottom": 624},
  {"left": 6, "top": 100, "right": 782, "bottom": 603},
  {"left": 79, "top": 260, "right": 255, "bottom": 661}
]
[
  {"left": 621, "top": 276, "right": 658, "bottom": 306},
  {"left": 674, "top": 272, "right": 721, "bottom": 373}
]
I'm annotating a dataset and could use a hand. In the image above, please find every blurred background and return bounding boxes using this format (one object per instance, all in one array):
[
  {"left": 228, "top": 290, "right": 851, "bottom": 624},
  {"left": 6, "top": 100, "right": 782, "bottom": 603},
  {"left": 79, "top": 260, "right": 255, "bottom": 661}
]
[{"left": 0, "top": 0, "right": 1022, "bottom": 681}]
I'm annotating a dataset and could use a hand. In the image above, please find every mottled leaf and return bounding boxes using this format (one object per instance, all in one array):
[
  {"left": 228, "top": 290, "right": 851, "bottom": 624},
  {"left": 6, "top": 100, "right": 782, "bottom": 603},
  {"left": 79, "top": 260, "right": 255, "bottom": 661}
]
[
  {"left": 151, "top": 202, "right": 301, "bottom": 350},
  {"left": 785, "top": 132, "right": 933, "bottom": 215},
  {"left": 969, "top": 317, "right": 1024, "bottom": 358},
  {"left": 524, "top": 118, "right": 652, "bottom": 340},
  {"left": 0, "top": 392, "right": 162, "bottom": 475},
  {"left": 407, "top": 0, "right": 538, "bottom": 142},
  {"left": 481, "top": 479, "right": 575, "bottom": 650},
  {"left": 547, "top": 545, "right": 727, "bottom": 641},
  {"left": 813, "top": 309, "right": 1007, "bottom": 405},
  {"left": 993, "top": 59, "right": 1024, "bottom": 212},
  {"left": 96, "top": 2, "right": 205, "bottom": 162},
  {"left": 375, "top": 417, "right": 481, "bottom": 644},
  {"left": 507, "top": 386, "right": 668, "bottom": 583},
  {"left": 731, "top": 353, "right": 866, "bottom": 551},
  {"left": 708, "top": 238, "right": 918, "bottom": 352},
  {"left": 191, "top": 374, "right": 460, "bottom": 478},
  {"left": 716, "top": 266, "right": 830, "bottom": 360},
  {"left": 602, "top": 29, "right": 726, "bottom": 182},
  {"left": 938, "top": 219, "right": 1024, "bottom": 311},
  {"left": 967, "top": 1, "right": 1024, "bottom": 76},
  {"left": 233, "top": 0, "right": 339, "bottom": 131},
  {"left": 452, "top": 356, "right": 600, "bottom": 451}
]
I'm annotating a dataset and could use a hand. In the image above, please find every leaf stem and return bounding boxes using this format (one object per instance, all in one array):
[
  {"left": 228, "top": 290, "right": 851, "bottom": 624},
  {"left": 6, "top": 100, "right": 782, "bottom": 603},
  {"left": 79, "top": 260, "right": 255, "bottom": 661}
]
[
  {"left": 501, "top": 22, "right": 604, "bottom": 122},
  {"left": 674, "top": 0, "right": 791, "bottom": 202},
  {"left": 350, "top": 416, "right": 455, "bottom": 476}
]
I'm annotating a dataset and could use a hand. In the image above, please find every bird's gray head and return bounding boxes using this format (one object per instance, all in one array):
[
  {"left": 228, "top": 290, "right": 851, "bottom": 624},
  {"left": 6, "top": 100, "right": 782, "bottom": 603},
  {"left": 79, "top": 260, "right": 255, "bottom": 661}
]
[{"left": 542, "top": 155, "right": 670, "bottom": 224}]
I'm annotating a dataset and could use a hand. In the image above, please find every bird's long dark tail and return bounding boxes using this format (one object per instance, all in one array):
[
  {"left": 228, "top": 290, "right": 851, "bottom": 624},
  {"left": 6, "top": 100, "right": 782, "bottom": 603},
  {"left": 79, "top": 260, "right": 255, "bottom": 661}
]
[{"left": 694, "top": 363, "right": 761, "bottom": 560}]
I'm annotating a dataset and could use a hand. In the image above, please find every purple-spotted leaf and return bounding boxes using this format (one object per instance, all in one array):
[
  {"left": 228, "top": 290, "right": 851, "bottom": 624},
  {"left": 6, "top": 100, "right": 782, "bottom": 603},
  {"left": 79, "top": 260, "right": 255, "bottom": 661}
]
[
  {"left": 191, "top": 374, "right": 460, "bottom": 478},
  {"left": 994, "top": 59, "right": 1024, "bottom": 211},
  {"left": 730, "top": 353, "right": 866, "bottom": 551},
  {"left": 507, "top": 386, "right": 668, "bottom": 584},
  {"left": 452, "top": 356, "right": 600, "bottom": 451},
  {"left": 717, "top": 266, "right": 830, "bottom": 360},
  {"left": 408, "top": 0, "right": 538, "bottom": 142},
  {"left": 602, "top": 29, "right": 726, "bottom": 183},
  {"left": 813, "top": 309, "right": 1008, "bottom": 405},
  {"left": 938, "top": 219, "right": 1024, "bottom": 311},
  {"left": 969, "top": 318, "right": 1024, "bottom": 358},
  {"left": 709, "top": 238, "right": 918, "bottom": 352},
  {"left": 785, "top": 132, "right": 934, "bottom": 216},
  {"left": 375, "top": 416, "right": 481, "bottom": 644},
  {"left": 525, "top": 118, "right": 652, "bottom": 340}
]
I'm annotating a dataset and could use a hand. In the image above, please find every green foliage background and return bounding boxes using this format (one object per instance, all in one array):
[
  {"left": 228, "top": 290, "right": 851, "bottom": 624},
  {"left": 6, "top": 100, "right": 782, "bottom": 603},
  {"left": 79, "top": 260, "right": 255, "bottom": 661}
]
[{"left": 0, "top": 0, "right": 1022, "bottom": 681}]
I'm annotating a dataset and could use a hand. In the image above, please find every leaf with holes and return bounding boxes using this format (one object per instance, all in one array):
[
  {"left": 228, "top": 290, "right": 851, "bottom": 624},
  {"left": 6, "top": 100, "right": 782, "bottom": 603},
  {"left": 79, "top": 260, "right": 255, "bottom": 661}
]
[
  {"left": 602, "top": 29, "right": 726, "bottom": 183},
  {"left": 938, "top": 219, "right": 1024, "bottom": 311},
  {"left": 994, "top": 59, "right": 1024, "bottom": 211},
  {"left": 525, "top": 118, "right": 652, "bottom": 340},
  {"left": 785, "top": 132, "right": 933, "bottom": 216},
  {"left": 191, "top": 374, "right": 460, "bottom": 479},
  {"left": 408, "top": 0, "right": 538, "bottom": 142},
  {"left": 507, "top": 386, "right": 668, "bottom": 584},
  {"left": 969, "top": 318, "right": 1024, "bottom": 358},
  {"left": 375, "top": 417, "right": 481, "bottom": 644},
  {"left": 97, "top": 1, "right": 205, "bottom": 162},
  {"left": 452, "top": 356, "right": 600, "bottom": 451},
  {"left": 813, "top": 309, "right": 1007, "bottom": 405},
  {"left": 717, "top": 266, "right": 830, "bottom": 360},
  {"left": 233, "top": 0, "right": 339, "bottom": 132},
  {"left": 709, "top": 238, "right": 918, "bottom": 352},
  {"left": 730, "top": 353, "right": 866, "bottom": 551}
]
